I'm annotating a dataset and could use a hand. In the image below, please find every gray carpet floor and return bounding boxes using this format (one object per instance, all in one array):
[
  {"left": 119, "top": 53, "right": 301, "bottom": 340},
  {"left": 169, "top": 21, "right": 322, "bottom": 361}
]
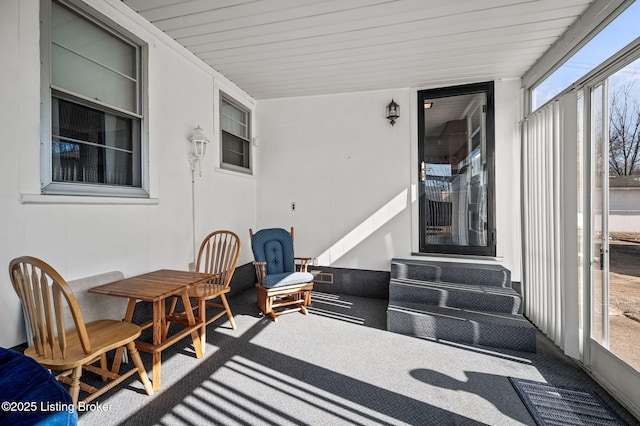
[{"left": 75, "top": 289, "right": 640, "bottom": 426}]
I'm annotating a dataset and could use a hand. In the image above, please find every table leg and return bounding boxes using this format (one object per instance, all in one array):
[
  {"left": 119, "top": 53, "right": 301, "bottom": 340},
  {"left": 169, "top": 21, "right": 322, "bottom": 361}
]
[
  {"left": 199, "top": 298, "right": 207, "bottom": 354},
  {"left": 181, "top": 290, "right": 203, "bottom": 358},
  {"left": 111, "top": 298, "right": 137, "bottom": 374},
  {"left": 151, "top": 352, "right": 161, "bottom": 392},
  {"left": 151, "top": 299, "right": 163, "bottom": 392}
]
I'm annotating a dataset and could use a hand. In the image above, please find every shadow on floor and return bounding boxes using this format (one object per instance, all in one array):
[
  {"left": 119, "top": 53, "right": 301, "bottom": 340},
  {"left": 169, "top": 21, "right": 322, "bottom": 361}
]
[{"left": 19, "top": 287, "right": 637, "bottom": 425}]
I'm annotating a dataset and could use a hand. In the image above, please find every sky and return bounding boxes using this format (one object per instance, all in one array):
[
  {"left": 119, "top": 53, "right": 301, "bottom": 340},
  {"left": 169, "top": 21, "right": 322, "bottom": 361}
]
[{"left": 533, "top": 1, "right": 640, "bottom": 109}]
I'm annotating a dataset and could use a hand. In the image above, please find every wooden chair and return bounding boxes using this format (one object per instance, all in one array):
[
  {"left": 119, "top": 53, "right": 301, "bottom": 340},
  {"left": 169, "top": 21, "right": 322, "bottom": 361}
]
[
  {"left": 8, "top": 256, "right": 153, "bottom": 406},
  {"left": 249, "top": 227, "right": 314, "bottom": 321},
  {"left": 167, "top": 230, "right": 241, "bottom": 352}
]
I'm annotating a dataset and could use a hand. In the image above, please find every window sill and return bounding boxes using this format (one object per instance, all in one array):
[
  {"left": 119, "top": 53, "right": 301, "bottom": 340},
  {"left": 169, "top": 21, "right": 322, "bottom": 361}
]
[
  {"left": 215, "top": 167, "right": 255, "bottom": 180},
  {"left": 20, "top": 194, "right": 159, "bottom": 205}
]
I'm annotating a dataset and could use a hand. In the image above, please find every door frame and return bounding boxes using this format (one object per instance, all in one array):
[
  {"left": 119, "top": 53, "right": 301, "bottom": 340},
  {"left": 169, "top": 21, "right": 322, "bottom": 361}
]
[
  {"left": 581, "top": 63, "right": 640, "bottom": 419},
  {"left": 416, "top": 81, "right": 496, "bottom": 256}
]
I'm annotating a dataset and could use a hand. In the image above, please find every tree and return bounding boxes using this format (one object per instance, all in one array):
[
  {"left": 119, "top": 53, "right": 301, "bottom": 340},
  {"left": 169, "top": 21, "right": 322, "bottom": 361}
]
[{"left": 609, "top": 80, "right": 640, "bottom": 175}]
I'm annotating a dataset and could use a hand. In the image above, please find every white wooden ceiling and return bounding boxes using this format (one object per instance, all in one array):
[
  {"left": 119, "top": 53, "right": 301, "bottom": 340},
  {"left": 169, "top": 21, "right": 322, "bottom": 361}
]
[{"left": 122, "top": 0, "right": 593, "bottom": 99}]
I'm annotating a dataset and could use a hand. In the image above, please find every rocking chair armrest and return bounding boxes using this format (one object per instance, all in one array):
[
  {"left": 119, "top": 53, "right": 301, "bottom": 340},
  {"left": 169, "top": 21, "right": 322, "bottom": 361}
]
[
  {"left": 295, "top": 257, "right": 313, "bottom": 272},
  {"left": 253, "top": 261, "right": 267, "bottom": 283}
]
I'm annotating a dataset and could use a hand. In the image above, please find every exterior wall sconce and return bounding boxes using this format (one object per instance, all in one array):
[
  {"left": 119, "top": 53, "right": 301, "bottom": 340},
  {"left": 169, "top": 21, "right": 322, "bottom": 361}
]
[
  {"left": 188, "top": 126, "right": 209, "bottom": 176},
  {"left": 187, "top": 126, "right": 209, "bottom": 264},
  {"left": 386, "top": 99, "right": 400, "bottom": 126}
]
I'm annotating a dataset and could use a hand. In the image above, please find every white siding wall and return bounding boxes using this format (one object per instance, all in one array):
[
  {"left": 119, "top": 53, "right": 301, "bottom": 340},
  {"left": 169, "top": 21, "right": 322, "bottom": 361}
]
[
  {"left": 255, "top": 80, "right": 523, "bottom": 278},
  {"left": 610, "top": 188, "right": 640, "bottom": 232},
  {"left": 0, "top": 0, "right": 257, "bottom": 348},
  {"left": 256, "top": 89, "right": 413, "bottom": 271}
]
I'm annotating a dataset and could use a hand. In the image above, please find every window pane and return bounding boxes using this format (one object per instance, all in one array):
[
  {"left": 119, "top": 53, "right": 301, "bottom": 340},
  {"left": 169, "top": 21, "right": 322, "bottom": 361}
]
[
  {"left": 52, "top": 45, "right": 136, "bottom": 112},
  {"left": 221, "top": 100, "right": 248, "bottom": 139},
  {"left": 419, "top": 88, "right": 492, "bottom": 254},
  {"left": 52, "top": 138, "right": 135, "bottom": 185},
  {"left": 52, "top": 1, "right": 137, "bottom": 113},
  {"left": 53, "top": 97, "right": 104, "bottom": 146},
  {"left": 221, "top": 114, "right": 247, "bottom": 139},
  {"left": 221, "top": 100, "right": 246, "bottom": 124},
  {"left": 222, "top": 131, "right": 250, "bottom": 169},
  {"left": 52, "top": 97, "right": 140, "bottom": 186}
]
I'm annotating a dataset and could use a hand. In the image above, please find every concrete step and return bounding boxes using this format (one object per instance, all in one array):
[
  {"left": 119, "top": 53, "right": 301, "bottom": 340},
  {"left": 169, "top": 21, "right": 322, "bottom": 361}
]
[
  {"left": 389, "top": 278, "right": 523, "bottom": 315},
  {"left": 391, "top": 259, "right": 512, "bottom": 288},
  {"left": 387, "top": 302, "right": 536, "bottom": 352}
]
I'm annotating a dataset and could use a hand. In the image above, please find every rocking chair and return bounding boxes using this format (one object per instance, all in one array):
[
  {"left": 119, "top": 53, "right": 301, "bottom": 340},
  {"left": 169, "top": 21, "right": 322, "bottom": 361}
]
[{"left": 249, "top": 227, "right": 314, "bottom": 321}]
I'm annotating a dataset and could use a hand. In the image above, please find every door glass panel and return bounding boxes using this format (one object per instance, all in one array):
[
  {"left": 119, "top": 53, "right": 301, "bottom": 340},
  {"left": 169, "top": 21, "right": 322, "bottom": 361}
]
[
  {"left": 418, "top": 83, "right": 495, "bottom": 256},
  {"left": 577, "top": 93, "right": 585, "bottom": 343},
  {"left": 589, "top": 57, "right": 640, "bottom": 372},
  {"left": 605, "top": 58, "right": 640, "bottom": 371},
  {"left": 591, "top": 83, "right": 607, "bottom": 345}
]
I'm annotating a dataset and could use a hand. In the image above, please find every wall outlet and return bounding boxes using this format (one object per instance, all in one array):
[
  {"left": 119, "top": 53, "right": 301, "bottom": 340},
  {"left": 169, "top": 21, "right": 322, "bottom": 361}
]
[
  {"left": 188, "top": 262, "right": 196, "bottom": 272},
  {"left": 291, "top": 202, "right": 296, "bottom": 211},
  {"left": 313, "top": 257, "right": 318, "bottom": 266}
]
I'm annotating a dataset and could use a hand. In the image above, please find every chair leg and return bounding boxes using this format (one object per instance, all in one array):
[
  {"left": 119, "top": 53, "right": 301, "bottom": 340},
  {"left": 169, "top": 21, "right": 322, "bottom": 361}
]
[
  {"left": 256, "top": 286, "right": 275, "bottom": 320},
  {"left": 182, "top": 293, "right": 203, "bottom": 360},
  {"left": 220, "top": 293, "right": 236, "bottom": 330},
  {"left": 266, "top": 294, "right": 273, "bottom": 315},
  {"left": 69, "top": 366, "right": 83, "bottom": 407},
  {"left": 127, "top": 342, "right": 153, "bottom": 396},
  {"left": 99, "top": 353, "right": 108, "bottom": 381},
  {"left": 266, "top": 294, "right": 278, "bottom": 321},
  {"left": 256, "top": 286, "right": 267, "bottom": 315}
]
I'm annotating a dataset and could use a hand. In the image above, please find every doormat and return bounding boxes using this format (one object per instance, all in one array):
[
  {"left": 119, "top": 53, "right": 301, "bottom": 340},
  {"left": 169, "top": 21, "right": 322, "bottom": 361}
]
[{"left": 508, "top": 377, "right": 627, "bottom": 425}]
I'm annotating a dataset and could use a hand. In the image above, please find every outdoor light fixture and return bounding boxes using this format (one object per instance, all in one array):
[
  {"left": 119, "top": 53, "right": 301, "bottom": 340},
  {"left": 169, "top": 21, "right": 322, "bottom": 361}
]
[
  {"left": 386, "top": 99, "right": 400, "bottom": 126},
  {"left": 187, "top": 126, "right": 210, "bottom": 264},
  {"left": 188, "top": 126, "right": 209, "bottom": 176}
]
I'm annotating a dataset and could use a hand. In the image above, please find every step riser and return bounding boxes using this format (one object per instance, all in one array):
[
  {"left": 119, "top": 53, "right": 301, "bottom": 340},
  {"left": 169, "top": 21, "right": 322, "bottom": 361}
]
[
  {"left": 391, "top": 261, "right": 511, "bottom": 288},
  {"left": 389, "top": 280, "right": 522, "bottom": 315},
  {"left": 387, "top": 260, "right": 535, "bottom": 352},
  {"left": 391, "top": 262, "right": 440, "bottom": 282},
  {"left": 387, "top": 307, "right": 536, "bottom": 352}
]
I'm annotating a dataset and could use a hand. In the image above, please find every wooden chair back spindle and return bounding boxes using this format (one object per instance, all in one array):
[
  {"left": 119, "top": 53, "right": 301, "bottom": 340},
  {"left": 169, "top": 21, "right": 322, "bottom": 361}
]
[
  {"left": 166, "top": 230, "right": 241, "bottom": 352},
  {"left": 9, "top": 257, "right": 91, "bottom": 360},
  {"left": 196, "top": 230, "right": 241, "bottom": 288}
]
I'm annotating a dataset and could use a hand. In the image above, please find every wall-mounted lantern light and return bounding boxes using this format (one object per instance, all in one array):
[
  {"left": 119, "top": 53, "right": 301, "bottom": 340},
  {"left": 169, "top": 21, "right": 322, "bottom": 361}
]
[
  {"left": 188, "top": 126, "right": 209, "bottom": 176},
  {"left": 386, "top": 99, "right": 400, "bottom": 126}
]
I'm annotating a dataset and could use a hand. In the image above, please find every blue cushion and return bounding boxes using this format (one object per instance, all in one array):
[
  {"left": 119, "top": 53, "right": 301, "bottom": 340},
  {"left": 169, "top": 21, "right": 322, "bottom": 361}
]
[
  {"left": 0, "top": 347, "right": 77, "bottom": 426},
  {"left": 262, "top": 272, "right": 314, "bottom": 289},
  {"left": 251, "top": 228, "right": 296, "bottom": 275}
]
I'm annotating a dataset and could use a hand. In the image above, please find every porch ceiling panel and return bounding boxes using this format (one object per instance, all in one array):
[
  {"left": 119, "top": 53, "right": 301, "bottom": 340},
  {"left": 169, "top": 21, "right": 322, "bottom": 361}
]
[{"left": 122, "top": 0, "right": 593, "bottom": 99}]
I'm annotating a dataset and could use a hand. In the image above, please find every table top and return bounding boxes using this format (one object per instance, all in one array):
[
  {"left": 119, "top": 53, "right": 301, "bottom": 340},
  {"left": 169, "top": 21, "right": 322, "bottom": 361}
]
[{"left": 88, "top": 269, "right": 215, "bottom": 302}]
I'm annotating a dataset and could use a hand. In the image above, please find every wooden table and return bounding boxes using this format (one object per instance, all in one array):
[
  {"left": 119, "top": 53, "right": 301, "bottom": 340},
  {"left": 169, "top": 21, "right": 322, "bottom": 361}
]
[{"left": 88, "top": 269, "right": 214, "bottom": 391}]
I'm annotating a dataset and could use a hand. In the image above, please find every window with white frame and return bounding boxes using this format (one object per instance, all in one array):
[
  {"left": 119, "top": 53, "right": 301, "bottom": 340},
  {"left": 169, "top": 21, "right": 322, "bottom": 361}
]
[
  {"left": 220, "top": 96, "right": 251, "bottom": 173},
  {"left": 41, "top": 0, "right": 146, "bottom": 197}
]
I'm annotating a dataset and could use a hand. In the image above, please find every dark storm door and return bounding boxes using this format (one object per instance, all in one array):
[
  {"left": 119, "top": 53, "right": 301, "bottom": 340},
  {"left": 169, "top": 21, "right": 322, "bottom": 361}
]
[{"left": 418, "top": 82, "right": 496, "bottom": 256}]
